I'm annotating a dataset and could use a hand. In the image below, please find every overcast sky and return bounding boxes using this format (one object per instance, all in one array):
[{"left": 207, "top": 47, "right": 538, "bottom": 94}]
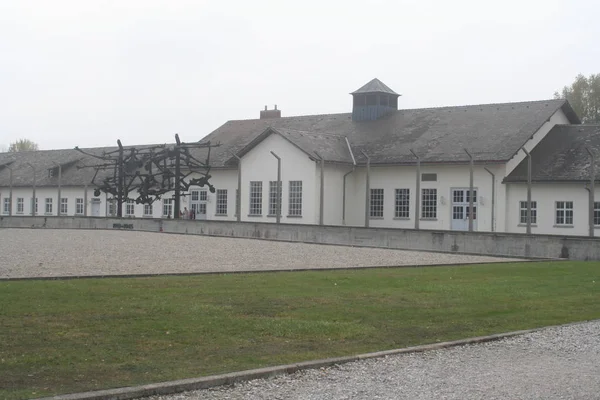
[{"left": 1, "top": 0, "right": 598, "bottom": 151}]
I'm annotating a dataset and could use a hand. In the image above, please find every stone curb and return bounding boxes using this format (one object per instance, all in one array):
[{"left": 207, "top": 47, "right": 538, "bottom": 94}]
[
  {"left": 33, "top": 326, "right": 550, "bottom": 400},
  {"left": 1, "top": 260, "right": 544, "bottom": 282}
]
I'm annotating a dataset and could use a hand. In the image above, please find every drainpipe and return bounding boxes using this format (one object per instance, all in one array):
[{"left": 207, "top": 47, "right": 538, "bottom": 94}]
[
  {"left": 27, "top": 163, "right": 36, "bottom": 216},
  {"left": 342, "top": 137, "right": 357, "bottom": 225},
  {"left": 270, "top": 151, "right": 282, "bottom": 225},
  {"left": 522, "top": 148, "right": 532, "bottom": 235},
  {"left": 409, "top": 149, "right": 420, "bottom": 230},
  {"left": 464, "top": 149, "right": 474, "bottom": 232},
  {"left": 361, "top": 150, "right": 370, "bottom": 228},
  {"left": 6, "top": 165, "right": 13, "bottom": 216},
  {"left": 51, "top": 161, "right": 62, "bottom": 216},
  {"left": 230, "top": 152, "right": 242, "bottom": 222},
  {"left": 484, "top": 167, "right": 496, "bottom": 232},
  {"left": 585, "top": 148, "right": 595, "bottom": 237},
  {"left": 314, "top": 151, "right": 325, "bottom": 226}
]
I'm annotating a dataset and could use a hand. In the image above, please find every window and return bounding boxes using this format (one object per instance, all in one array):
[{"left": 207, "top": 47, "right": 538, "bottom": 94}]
[
  {"left": 216, "top": 189, "right": 228, "bottom": 215},
  {"left": 519, "top": 201, "right": 537, "bottom": 224},
  {"left": 390, "top": 96, "right": 398, "bottom": 109},
  {"left": 48, "top": 168, "right": 55, "bottom": 178},
  {"left": 199, "top": 191, "right": 207, "bottom": 201},
  {"left": 555, "top": 201, "right": 573, "bottom": 225},
  {"left": 249, "top": 181, "right": 262, "bottom": 216},
  {"left": 421, "top": 189, "right": 437, "bottom": 219},
  {"left": 60, "top": 198, "right": 68, "bottom": 215},
  {"left": 595, "top": 202, "right": 600, "bottom": 226},
  {"left": 162, "top": 198, "right": 173, "bottom": 217},
  {"left": 421, "top": 173, "right": 437, "bottom": 182},
  {"left": 395, "top": 189, "right": 410, "bottom": 218},
  {"left": 143, "top": 204, "right": 153, "bottom": 216},
  {"left": 191, "top": 191, "right": 199, "bottom": 202},
  {"left": 366, "top": 94, "right": 377, "bottom": 105},
  {"left": 269, "top": 181, "right": 282, "bottom": 216},
  {"left": 17, "top": 198, "right": 24, "bottom": 214},
  {"left": 370, "top": 188, "right": 384, "bottom": 218},
  {"left": 108, "top": 200, "right": 116, "bottom": 216},
  {"left": 45, "top": 198, "right": 53, "bottom": 214},
  {"left": 125, "top": 199, "right": 135, "bottom": 216},
  {"left": 2, "top": 198, "right": 9, "bottom": 214},
  {"left": 288, "top": 181, "right": 302, "bottom": 217},
  {"left": 75, "top": 198, "right": 84, "bottom": 215}
]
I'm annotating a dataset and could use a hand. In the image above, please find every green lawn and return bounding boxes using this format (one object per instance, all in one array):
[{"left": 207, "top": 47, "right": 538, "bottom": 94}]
[{"left": 1, "top": 261, "right": 599, "bottom": 399}]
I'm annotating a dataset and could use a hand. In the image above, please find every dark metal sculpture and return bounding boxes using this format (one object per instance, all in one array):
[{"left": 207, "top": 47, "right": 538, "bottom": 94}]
[{"left": 75, "top": 134, "right": 219, "bottom": 218}]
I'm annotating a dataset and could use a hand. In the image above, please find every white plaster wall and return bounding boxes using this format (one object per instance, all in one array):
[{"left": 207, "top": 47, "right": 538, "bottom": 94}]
[
  {"left": 505, "top": 109, "right": 570, "bottom": 176},
  {"left": 238, "top": 133, "right": 317, "bottom": 224},
  {"left": 185, "top": 169, "right": 238, "bottom": 220},
  {"left": 323, "top": 165, "right": 350, "bottom": 226},
  {"left": 506, "top": 183, "right": 599, "bottom": 236},
  {"left": 344, "top": 164, "right": 502, "bottom": 231},
  {"left": 0, "top": 186, "right": 107, "bottom": 217}
]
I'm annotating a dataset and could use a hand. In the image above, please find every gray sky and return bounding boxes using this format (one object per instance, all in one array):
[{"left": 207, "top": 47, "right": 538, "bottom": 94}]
[{"left": 1, "top": 0, "right": 598, "bottom": 151}]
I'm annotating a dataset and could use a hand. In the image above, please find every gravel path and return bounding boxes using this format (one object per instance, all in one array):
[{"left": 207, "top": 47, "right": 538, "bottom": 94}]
[
  {"left": 0, "top": 229, "right": 522, "bottom": 279},
  {"left": 148, "top": 320, "right": 600, "bottom": 400}
]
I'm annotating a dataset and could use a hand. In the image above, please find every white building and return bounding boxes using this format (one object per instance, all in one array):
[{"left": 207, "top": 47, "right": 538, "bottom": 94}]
[{"left": 1, "top": 78, "right": 599, "bottom": 236}]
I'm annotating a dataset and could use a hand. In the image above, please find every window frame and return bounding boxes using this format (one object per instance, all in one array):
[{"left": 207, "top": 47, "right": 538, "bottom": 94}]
[
  {"left": 125, "top": 199, "right": 135, "bottom": 216},
  {"left": 555, "top": 201, "right": 574, "bottom": 226},
  {"left": 75, "top": 198, "right": 84, "bottom": 215},
  {"left": 2, "top": 198, "right": 9, "bottom": 214},
  {"left": 268, "top": 181, "right": 282, "bottom": 216},
  {"left": 394, "top": 188, "right": 410, "bottom": 219},
  {"left": 216, "top": 189, "right": 228, "bottom": 216},
  {"left": 143, "top": 203, "right": 153, "bottom": 217},
  {"left": 249, "top": 181, "right": 263, "bottom": 216},
  {"left": 288, "top": 181, "right": 303, "bottom": 217},
  {"left": 421, "top": 188, "right": 437, "bottom": 219},
  {"left": 44, "top": 198, "right": 53, "bottom": 215},
  {"left": 162, "top": 198, "right": 173, "bottom": 217},
  {"left": 519, "top": 201, "right": 538, "bottom": 225},
  {"left": 60, "top": 198, "right": 68, "bottom": 215},
  {"left": 17, "top": 197, "right": 24, "bottom": 214},
  {"left": 594, "top": 201, "right": 600, "bottom": 227},
  {"left": 369, "top": 188, "right": 384, "bottom": 218}
]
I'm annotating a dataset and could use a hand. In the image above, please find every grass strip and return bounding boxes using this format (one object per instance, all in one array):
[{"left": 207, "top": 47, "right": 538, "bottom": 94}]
[{"left": 1, "top": 261, "right": 599, "bottom": 399}]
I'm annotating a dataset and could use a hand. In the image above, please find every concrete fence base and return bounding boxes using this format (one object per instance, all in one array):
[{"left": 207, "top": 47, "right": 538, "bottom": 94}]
[{"left": 2, "top": 216, "right": 600, "bottom": 260}]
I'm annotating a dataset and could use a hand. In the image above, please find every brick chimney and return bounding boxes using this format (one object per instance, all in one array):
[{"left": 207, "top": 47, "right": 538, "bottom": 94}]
[{"left": 260, "top": 105, "right": 281, "bottom": 119}]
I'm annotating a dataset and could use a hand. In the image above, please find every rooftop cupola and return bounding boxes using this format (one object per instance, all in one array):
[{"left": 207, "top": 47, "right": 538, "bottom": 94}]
[{"left": 351, "top": 78, "right": 400, "bottom": 121}]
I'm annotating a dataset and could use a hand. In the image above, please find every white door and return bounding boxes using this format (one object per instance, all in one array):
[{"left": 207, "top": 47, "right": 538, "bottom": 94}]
[
  {"left": 91, "top": 199, "right": 101, "bottom": 217},
  {"left": 190, "top": 189, "right": 208, "bottom": 220},
  {"left": 451, "top": 189, "right": 477, "bottom": 231}
]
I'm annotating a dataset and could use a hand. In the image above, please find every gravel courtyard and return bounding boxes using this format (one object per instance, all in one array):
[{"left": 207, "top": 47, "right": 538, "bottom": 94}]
[
  {"left": 0, "top": 228, "right": 522, "bottom": 279},
  {"left": 150, "top": 320, "right": 600, "bottom": 400}
]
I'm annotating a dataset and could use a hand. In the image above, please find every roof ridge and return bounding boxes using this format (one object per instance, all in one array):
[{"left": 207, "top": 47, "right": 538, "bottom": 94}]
[{"left": 222, "top": 99, "right": 564, "bottom": 124}]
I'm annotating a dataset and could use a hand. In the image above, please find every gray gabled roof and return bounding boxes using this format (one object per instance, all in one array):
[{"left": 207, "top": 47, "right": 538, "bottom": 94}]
[
  {"left": 199, "top": 99, "right": 579, "bottom": 168},
  {"left": 0, "top": 148, "right": 116, "bottom": 187},
  {"left": 350, "top": 78, "right": 400, "bottom": 96},
  {"left": 225, "top": 127, "right": 353, "bottom": 165},
  {"left": 0, "top": 98, "right": 582, "bottom": 188},
  {"left": 504, "top": 125, "right": 600, "bottom": 183}
]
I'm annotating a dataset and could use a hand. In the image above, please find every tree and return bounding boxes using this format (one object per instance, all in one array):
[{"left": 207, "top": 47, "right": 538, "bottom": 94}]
[
  {"left": 554, "top": 73, "right": 600, "bottom": 124},
  {"left": 8, "top": 139, "right": 39, "bottom": 152}
]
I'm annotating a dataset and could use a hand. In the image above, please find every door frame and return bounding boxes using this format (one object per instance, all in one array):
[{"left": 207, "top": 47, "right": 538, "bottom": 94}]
[{"left": 450, "top": 187, "right": 478, "bottom": 231}]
